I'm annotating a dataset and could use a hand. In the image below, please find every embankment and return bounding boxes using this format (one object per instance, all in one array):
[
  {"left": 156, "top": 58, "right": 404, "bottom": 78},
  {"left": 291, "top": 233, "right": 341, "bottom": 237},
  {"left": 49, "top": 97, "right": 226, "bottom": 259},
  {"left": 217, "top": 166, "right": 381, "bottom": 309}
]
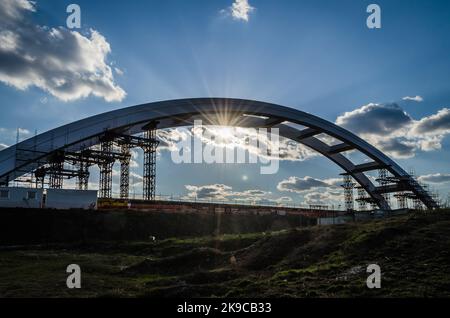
[{"left": 0, "top": 208, "right": 316, "bottom": 244}]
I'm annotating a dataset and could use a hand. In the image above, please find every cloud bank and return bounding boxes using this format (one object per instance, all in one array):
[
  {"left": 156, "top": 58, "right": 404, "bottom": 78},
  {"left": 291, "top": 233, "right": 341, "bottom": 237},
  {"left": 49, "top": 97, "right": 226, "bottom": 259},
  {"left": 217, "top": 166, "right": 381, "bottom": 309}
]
[
  {"left": 157, "top": 126, "right": 317, "bottom": 162},
  {"left": 0, "top": 0, "right": 125, "bottom": 102},
  {"left": 184, "top": 183, "right": 272, "bottom": 202},
  {"left": 303, "top": 191, "right": 342, "bottom": 205},
  {"left": 336, "top": 103, "right": 450, "bottom": 159},
  {"left": 276, "top": 176, "right": 343, "bottom": 206}
]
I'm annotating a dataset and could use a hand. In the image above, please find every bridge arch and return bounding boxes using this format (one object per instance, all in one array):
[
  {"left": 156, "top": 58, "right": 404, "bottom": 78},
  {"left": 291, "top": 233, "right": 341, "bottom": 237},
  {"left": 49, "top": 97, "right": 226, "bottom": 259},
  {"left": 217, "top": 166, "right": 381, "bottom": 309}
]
[{"left": 0, "top": 98, "right": 438, "bottom": 210}]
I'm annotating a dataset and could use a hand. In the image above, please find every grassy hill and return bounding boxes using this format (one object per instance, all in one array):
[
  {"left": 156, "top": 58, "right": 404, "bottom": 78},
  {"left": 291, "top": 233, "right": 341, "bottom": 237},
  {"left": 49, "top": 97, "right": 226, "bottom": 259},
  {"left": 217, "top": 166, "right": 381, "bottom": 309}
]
[{"left": 0, "top": 210, "right": 449, "bottom": 297}]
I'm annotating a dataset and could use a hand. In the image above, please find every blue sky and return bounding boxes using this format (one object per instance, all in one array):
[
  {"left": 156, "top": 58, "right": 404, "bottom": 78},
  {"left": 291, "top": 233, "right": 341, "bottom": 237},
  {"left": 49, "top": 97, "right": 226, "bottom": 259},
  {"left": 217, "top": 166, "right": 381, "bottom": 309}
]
[{"left": 0, "top": 0, "right": 450, "bottom": 207}]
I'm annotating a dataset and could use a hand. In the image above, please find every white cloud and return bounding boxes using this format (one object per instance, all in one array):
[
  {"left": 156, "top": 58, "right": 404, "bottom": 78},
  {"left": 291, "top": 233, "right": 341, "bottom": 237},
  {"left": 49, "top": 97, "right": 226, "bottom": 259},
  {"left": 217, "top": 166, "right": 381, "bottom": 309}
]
[
  {"left": 183, "top": 183, "right": 295, "bottom": 204},
  {"left": 223, "top": 0, "right": 255, "bottom": 22},
  {"left": 304, "top": 190, "right": 341, "bottom": 206},
  {"left": 0, "top": 0, "right": 125, "bottom": 102},
  {"left": 276, "top": 176, "right": 347, "bottom": 207},
  {"left": 129, "top": 172, "right": 143, "bottom": 186},
  {"left": 411, "top": 108, "right": 450, "bottom": 136},
  {"left": 0, "top": 0, "right": 35, "bottom": 21},
  {"left": 0, "top": 30, "right": 19, "bottom": 51},
  {"left": 18, "top": 128, "right": 30, "bottom": 135},
  {"left": 157, "top": 128, "right": 191, "bottom": 152},
  {"left": 274, "top": 196, "right": 292, "bottom": 203},
  {"left": 130, "top": 159, "right": 139, "bottom": 168},
  {"left": 114, "top": 67, "right": 124, "bottom": 76},
  {"left": 185, "top": 184, "right": 232, "bottom": 200},
  {"left": 336, "top": 103, "right": 450, "bottom": 159},
  {"left": 184, "top": 183, "right": 271, "bottom": 201},
  {"left": 322, "top": 178, "right": 343, "bottom": 187},
  {"left": 402, "top": 95, "right": 424, "bottom": 102},
  {"left": 336, "top": 103, "right": 412, "bottom": 135},
  {"left": 158, "top": 126, "right": 316, "bottom": 162},
  {"left": 418, "top": 173, "right": 450, "bottom": 184},
  {"left": 277, "top": 176, "right": 340, "bottom": 193}
]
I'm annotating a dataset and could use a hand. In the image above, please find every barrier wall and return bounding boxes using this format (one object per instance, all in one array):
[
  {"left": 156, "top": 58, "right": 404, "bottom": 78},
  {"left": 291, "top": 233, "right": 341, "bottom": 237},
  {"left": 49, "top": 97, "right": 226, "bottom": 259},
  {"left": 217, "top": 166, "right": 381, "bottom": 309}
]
[{"left": 98, "top": 198, "right": 344, "bottom": 218}]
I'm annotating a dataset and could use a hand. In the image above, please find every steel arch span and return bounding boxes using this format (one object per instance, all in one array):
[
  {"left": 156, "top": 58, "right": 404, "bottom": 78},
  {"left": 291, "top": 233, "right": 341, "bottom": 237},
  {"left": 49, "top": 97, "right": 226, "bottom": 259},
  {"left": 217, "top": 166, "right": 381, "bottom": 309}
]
[{"left": 0, "top": 98, "right": 438, "bottom": 210}]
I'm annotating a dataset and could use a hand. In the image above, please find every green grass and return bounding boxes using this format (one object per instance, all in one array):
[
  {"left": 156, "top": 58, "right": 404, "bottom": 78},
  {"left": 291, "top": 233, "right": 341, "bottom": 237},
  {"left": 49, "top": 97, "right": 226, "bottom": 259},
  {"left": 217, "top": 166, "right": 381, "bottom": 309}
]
[{"left": 1, "top": 210, "right": 450, "bottom": 297}]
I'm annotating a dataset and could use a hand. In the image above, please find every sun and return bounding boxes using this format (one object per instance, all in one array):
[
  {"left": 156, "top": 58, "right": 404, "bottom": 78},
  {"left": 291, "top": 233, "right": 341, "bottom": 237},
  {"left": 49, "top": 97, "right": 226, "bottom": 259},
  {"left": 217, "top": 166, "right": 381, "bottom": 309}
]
[{"left": 216, "top": 126, "right": 235, "bottom": 141}]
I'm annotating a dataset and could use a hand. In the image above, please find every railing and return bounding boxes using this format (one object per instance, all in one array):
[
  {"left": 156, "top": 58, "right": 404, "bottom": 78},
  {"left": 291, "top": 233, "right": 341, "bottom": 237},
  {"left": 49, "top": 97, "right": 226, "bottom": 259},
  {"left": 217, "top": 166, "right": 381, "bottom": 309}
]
[{"left": 105, "top": 191, "right": 340, "bottom": 210}]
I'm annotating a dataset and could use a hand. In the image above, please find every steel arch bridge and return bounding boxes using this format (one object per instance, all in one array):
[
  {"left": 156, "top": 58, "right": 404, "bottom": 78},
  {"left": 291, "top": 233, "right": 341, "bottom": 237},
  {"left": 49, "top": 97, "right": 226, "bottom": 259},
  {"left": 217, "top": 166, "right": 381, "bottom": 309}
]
[{"left": 0, "top": 98, "right": 438, "bottom": 210}]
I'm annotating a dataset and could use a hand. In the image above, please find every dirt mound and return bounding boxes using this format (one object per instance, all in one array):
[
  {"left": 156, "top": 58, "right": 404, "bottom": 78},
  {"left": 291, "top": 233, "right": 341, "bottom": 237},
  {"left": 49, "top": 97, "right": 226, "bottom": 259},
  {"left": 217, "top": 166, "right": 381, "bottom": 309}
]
[{"left": 234, "top": 229, "right": 311, "bottom": 270}]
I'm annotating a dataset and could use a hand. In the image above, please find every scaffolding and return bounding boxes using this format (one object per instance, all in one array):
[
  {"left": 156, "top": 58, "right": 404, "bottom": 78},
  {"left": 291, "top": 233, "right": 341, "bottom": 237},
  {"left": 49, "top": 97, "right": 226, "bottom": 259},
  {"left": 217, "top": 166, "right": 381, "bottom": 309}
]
[
  {"left": 34, "top": 166, "right": 45, "bottom": 188},
  {"left": 142, "top": 122, "right": 159, "bottom": 201},
  {"left": 76, "top": 159, "right": 89, "bottom": 190},
  {"left": 394, "top": 192, "right": 408, "bottom": 209},
  {"left": 376, "top": 168, "right": 391, "bottom": 208},
  {"left": 111, "top": 131, "right": 159, "bottom": 200},
  {"left": 387, "top": 169, "right": 435, "bottom": 210},
  {"left": 355, "top": 186, "right": 368, "bottom": 211},
  {"left": 48, "top": 161, "right": 64, "bottom": 189},
  {"left": 99, "top": 140, "right": 114, "bottom": 198},
  {"left": 48, "top": 151, "right": 66, "bottom": 189},
  {"left": 408, "top": 170, "right": 424, "bottom": 210},
  {"left": 9, "top": 128, "right": 160, "bottom": 201},
  {"left": 119, "top": 144, "right": 131, "bottom": 199},
  {"left": 431, "top": 189, "right": 441, "bottom": 209},
  {"left": 341, "top": 174, "right": 355, "bottom": 211}
]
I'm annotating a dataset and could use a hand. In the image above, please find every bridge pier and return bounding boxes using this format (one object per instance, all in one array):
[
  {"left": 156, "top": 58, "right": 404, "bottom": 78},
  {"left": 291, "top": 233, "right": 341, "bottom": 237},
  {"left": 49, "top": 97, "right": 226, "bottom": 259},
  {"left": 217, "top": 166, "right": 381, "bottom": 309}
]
[
  {"left": 76, "top": 161, "right": 89, "bottom": 190},
  {"left": 142, "top": 122, "right": 159, "bottom": 201},
  {"left": 99, "top": 140, "right": 114, "bottom": 199},
  {"left": 119, "top": 144, "right": 131, "bottom": 199},
  {"left": 48, "top": 154, "right": 64, "bottom": 189},
  {"left": 377, "top": 169, "right": 391, "bottom": 208},
  {"left": 341, "top": 174, "right": 355, "bottom": 212}
]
